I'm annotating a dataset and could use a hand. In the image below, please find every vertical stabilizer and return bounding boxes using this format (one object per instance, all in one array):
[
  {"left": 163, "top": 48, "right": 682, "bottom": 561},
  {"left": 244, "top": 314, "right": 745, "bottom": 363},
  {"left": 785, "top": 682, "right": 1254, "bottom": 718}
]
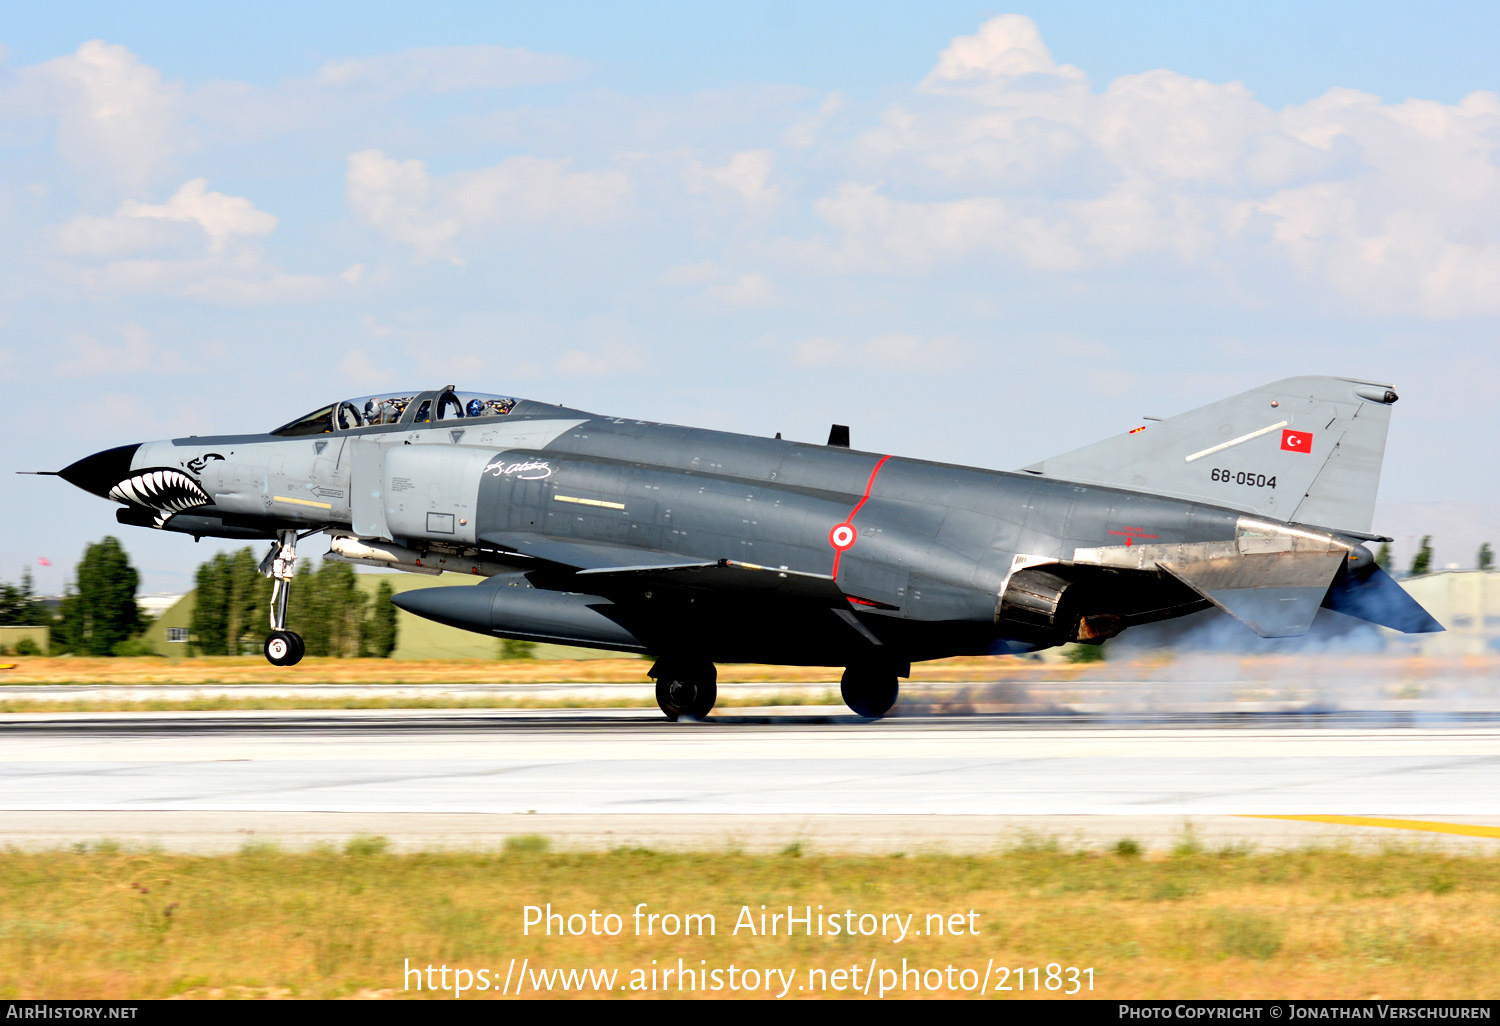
[{"left": 1021, "top": 376, "right": 1397, "bottom": 534}]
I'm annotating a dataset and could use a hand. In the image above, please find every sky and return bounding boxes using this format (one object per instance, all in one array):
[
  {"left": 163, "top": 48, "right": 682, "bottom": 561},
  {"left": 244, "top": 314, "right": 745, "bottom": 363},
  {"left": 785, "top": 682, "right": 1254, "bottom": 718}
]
[{"left": 3, "top": 2, "right": 1499, "bottom": 595}]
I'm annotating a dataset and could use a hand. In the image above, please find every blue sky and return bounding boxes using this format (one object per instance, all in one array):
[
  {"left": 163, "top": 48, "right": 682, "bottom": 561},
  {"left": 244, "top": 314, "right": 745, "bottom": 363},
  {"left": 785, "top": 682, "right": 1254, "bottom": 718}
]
[{"left": 3, "top": 3, "right": 1498, "bottom": 593}]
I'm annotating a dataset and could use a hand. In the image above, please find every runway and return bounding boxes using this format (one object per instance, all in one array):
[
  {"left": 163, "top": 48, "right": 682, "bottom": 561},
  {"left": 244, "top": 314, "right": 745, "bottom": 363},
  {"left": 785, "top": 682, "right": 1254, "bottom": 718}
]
[{"left": 4, "top": 706, "right": 1500, "bottom": 852}]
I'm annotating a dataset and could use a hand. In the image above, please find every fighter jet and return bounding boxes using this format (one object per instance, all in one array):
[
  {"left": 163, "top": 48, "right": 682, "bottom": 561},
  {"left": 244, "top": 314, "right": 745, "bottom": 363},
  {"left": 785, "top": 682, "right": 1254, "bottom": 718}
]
[{"left": 43, "top": 377, "right": 1440, "bottom": 719}]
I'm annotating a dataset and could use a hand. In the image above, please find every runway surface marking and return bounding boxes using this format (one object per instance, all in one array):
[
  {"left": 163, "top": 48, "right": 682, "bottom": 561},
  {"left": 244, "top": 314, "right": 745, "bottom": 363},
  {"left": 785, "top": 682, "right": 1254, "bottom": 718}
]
[{"left": 1244, "top": 814, "right": 1500, "bottom": 840}]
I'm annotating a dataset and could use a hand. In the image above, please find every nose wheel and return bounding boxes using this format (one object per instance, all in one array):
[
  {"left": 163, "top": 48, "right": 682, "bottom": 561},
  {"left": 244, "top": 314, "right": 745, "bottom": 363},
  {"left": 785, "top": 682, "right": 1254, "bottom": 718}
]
[
  {"left": 260, "top": 529, "right": 305, "bottom": 666},
  {"left": 265, "top": 630, "right": 304, "bottom": 666}
]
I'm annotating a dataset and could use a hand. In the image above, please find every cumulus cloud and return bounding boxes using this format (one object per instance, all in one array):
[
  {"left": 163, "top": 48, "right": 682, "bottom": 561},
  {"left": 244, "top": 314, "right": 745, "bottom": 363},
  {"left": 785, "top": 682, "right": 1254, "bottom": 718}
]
[
  {"left": 346, "top": 149, "right": 631, "bottom": 260},
  {"left": 686, "top": 150, "right": 778, "bottom": 204},
  {"left": 784, "top": 183, "right": 1079, "bottom": 273},
  {"left": 792, "top": 333, "right": 969, "bottom": 372},
  {"left": 337, "top": 349, "right": 393, "bottom": 388},
  {"left": 656, "top": 261, "right": 777, "bottom": 306},
  {"left": 554, "top": 343, "right": 644, "bottom": 377},
  {"left": 315, "top": 45, "right": 581, "bottom": 95},
  {"left": 66, "top": 257, "right": 329, "bottom": 304},
  {"left": 705, "top": 272, "right": 776, "bottom": 307},
  {"left": 10, "top": 40, "right": 187, "bottom": 192},
  {"left": 801, "top": 14, "right": 1500, "bottom": 316},
  {"left": 657, "top": 260, "right": 723, "bottom": 286},
  {"left": 118, "top": 178, "right": 277, "bottom": 248},
  {"left": 922, "top": 14, "right": 1085, "bottom": 91},
  {"left": 46, "top": 180, "right": 324, "bottom": 303},
  {"left": 53, "top": 325, "right": 181, "bottom": 378}
]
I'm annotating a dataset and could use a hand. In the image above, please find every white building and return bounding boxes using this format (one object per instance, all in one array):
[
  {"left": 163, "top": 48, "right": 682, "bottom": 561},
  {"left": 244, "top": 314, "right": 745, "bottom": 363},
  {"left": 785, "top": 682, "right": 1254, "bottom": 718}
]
[{"left": 1398, "top": 570, "right": 1500, "bottom": 656}]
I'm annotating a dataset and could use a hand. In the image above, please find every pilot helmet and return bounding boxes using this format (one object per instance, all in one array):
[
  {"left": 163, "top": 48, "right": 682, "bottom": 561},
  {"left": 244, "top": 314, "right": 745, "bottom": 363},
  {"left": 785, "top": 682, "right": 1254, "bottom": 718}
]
[{"left": 466, "top": 398, "right": 485, "bottom": 418}]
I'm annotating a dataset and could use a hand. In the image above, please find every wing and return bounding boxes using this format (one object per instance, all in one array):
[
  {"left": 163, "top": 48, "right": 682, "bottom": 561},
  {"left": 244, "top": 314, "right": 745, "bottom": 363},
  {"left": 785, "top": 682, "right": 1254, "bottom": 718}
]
[
  {"left": 476, "top": 529, "right": 883, "bottom": 657},
  {"left": 477, "top": 530, "right": 842, "bottom": 600}
]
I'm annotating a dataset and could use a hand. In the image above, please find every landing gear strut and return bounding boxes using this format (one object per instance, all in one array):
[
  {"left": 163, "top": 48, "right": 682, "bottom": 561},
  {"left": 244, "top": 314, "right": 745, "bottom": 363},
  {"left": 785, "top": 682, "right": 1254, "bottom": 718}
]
[
  {"left": 651, "top": 659, "right": 717, "bottom": 720},
  {"left": 260, "top": 529, "right": 304, "bottom": 666},
  {"left": 841, "top": 665, "right": 899, "bottom": 719}
]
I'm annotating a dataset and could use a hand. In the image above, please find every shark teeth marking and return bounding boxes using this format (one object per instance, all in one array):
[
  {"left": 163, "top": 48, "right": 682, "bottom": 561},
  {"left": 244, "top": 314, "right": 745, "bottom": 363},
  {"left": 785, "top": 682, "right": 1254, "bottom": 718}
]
[{"left": 108, "top": 468, "right": 211, "bottom": 513}]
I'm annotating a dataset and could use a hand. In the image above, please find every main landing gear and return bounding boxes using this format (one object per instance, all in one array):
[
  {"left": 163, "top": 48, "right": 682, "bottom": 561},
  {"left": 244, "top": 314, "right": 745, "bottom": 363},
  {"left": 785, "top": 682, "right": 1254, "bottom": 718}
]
[
  {"left": 649, "top": 659, "right": 901, "bottom": 721},
  {"left": 841, "top": 665, "right": 900, "bottom": 719},
  {"left": 651, "top": 659, "right": 717, "bottom": 720},
  {"left": 260, "top": 529, "right": 304, "bottom": 666}
]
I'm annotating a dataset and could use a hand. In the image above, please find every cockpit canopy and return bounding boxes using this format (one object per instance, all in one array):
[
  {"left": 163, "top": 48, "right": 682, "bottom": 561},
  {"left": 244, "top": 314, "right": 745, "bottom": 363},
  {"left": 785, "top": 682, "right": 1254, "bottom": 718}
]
[{"left": 270, "top": 386, "right": 518, "bottom": 437}]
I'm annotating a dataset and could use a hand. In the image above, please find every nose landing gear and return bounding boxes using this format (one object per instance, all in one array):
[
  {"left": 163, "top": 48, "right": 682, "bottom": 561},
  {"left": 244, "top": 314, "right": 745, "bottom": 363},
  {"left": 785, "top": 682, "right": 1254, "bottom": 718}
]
[{"left": 260, "top": 529, "right": 305, "bottom": 666}]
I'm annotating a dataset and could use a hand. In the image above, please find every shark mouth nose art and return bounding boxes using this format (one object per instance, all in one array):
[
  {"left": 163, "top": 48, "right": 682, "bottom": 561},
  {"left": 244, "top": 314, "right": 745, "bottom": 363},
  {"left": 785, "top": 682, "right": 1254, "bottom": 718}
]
[{"left": 107, "top": 468, "right": 212, "bottom": 512}]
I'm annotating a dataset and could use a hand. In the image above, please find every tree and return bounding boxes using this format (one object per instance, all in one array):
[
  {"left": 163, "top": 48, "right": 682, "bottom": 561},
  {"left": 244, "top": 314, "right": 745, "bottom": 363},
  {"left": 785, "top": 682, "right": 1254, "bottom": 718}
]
[
  {"left": 192, "top": 551, "right": 396, "bottom": 658},
  {"left": 1374, "top": 542, "right": 1392, "bottom": 570},
  {"left": 1480, "top": 543, "right": 1494, "bottom": 571},
  {"left": 191, "top": 553, "right": 231, "bottom": 655},
  {"left": 362, "top": 580, "right": 398, "bottom": 658},
  {"left": 285, "top": 560, "right": 375, "bottom": 658},
  {"left": 56, "top": 537, "right": 140, "bottom": 655},
  {"left": 286, "top": 559, "right": 327, "bottom": 656},
  {"left": 0, "top": 569, "right": 48, "bottom": 626},
  {"left": 228, "top": 547, "right": 270, "bottom": 654},
  {"left": 317, "top": 561, "right": 368, "bottom": 657},
  {"left": 1409, "top": 535, "right": 1433, "bottom": 577},
  {"left": 190, "top": 547, "right": 277, "bottom": 655}
]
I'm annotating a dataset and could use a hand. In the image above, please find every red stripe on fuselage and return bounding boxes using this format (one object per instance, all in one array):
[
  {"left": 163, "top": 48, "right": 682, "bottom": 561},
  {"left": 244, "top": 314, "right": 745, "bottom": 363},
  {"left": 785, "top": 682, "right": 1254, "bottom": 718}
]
[{"left": 831, "top": 454, "right": 891, "bottom": 578}]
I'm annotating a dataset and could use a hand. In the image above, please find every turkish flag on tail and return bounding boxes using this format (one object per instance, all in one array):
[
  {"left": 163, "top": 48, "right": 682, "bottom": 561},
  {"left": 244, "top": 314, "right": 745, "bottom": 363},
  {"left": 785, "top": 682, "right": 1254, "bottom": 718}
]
[{"left": 1281, "top": 429, "right": 1313, "bottom": 452}]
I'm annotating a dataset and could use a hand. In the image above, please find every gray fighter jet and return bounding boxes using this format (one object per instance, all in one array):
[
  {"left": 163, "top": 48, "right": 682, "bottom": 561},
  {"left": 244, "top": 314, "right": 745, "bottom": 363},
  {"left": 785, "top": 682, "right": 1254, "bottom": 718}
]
[{"left": 44, "top": 376, "right": 1441, "bottom": 719}]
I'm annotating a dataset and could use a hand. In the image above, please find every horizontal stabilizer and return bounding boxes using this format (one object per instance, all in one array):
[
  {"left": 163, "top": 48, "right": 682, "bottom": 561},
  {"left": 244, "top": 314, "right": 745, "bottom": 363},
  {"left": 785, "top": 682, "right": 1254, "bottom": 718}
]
[
  {"left": 1324, "top": 565, "right": 1444, "bottom": 634},
  {"left": 1160, "top": 550, "right": 1346, "bottom": 638}
]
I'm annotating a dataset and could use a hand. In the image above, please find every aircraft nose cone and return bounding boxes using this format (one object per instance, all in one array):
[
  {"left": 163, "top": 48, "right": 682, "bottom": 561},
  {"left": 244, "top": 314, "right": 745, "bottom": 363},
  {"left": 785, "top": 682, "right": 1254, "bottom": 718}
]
[
  {"left": 391, "top": 584, "right": 495, "bottom": 633},
  {"left": 57, "top": 444, "right": 141, "bottom": 499}
]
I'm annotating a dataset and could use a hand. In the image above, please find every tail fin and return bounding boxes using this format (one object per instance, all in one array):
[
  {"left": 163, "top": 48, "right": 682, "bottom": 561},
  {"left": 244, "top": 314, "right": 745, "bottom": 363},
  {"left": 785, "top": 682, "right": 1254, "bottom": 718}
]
[{"left": 1021, "top": 376, "right": 1398, "bottom": 534}]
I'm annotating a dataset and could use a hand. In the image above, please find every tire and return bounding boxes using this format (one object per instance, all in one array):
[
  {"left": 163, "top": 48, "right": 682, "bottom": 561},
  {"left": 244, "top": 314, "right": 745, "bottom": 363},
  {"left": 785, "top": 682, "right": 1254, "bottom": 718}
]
[
  {"left": 841, "top": 667, "right": 899, "bottom": 719},
  {"left": 654, "top": 663, "right": 718, "bottom": 720},
  {"left": 264, "top": 630, "right": 302, "bottom": 666},
  {"left": 286, "top": 632, "right": 305, "bottom": 665}
]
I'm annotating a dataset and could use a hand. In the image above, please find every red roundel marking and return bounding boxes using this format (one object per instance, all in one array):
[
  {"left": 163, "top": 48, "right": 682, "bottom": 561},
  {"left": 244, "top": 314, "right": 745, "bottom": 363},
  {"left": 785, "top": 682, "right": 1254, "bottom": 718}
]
[{"left": 829, "top": 454, "right": 893, "bottom": 579}]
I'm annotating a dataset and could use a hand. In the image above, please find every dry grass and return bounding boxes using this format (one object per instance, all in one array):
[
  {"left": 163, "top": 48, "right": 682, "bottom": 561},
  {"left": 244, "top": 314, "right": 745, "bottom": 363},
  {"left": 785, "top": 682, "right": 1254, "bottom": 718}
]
[
  {"left": 0, "top": 653, "right": 1490, "bottom": 688},
  {"left": 0, "top": 692, "right": 839, "bottom": 714},
  {"left": 2, "top": 845, "right": 1498, "bottom": 999}
]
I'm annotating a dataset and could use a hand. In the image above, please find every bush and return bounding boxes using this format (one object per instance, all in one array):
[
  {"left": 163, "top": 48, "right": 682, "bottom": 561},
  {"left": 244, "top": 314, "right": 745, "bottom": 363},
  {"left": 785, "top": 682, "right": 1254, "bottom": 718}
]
[
  {"left": 499, "top": 639, "right": 536, "bottom": 661},
  {"left": 13, "top": 637, "right": 39, "bottom": 656},
  {"left": 1063, "top": 643, "right": 1105, "bottom": 663},
  {"left": 111, "top": 635, "right": 158, "bottom": 657},
  {"left": 343, "top": 835, "right": 390, "bottom": 856},
  {"left": 503, "top": 834, "right": 551, "bottom": 854}
]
